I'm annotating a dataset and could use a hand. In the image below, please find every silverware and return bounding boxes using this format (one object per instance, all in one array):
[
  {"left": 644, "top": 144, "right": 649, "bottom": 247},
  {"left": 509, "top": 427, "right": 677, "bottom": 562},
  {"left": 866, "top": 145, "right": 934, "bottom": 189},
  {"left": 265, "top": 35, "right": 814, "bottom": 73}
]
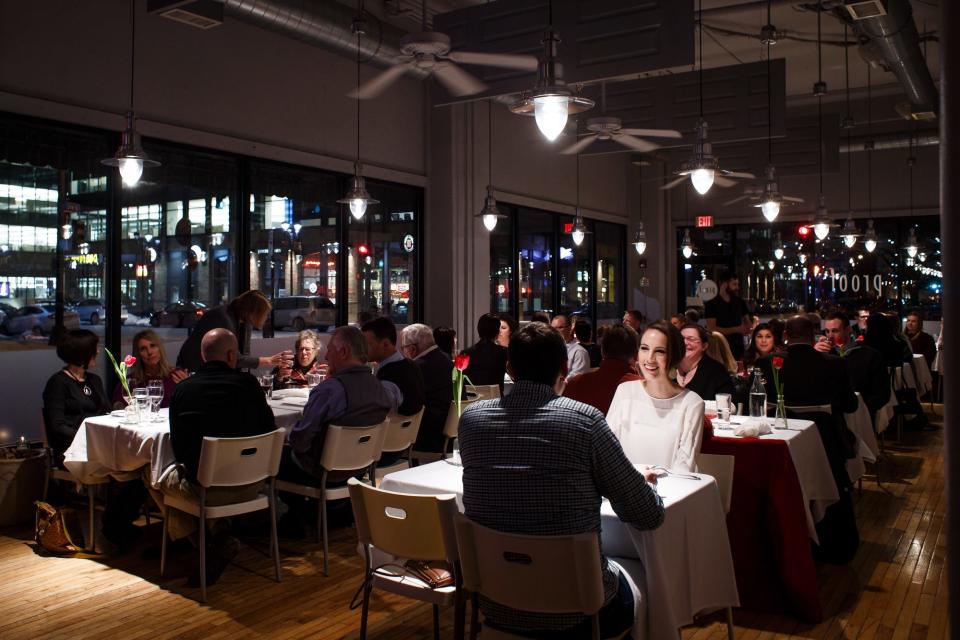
[{"left": 652, "top": 466, "right": 701, "bottom": 481}]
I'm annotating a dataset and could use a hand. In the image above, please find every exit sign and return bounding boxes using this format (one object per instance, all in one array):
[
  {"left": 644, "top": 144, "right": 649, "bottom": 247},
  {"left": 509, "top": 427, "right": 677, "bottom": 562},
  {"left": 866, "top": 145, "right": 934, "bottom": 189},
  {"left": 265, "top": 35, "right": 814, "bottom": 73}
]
[{"left": 696, "top": 215, "right": 714, "bottom": 228}]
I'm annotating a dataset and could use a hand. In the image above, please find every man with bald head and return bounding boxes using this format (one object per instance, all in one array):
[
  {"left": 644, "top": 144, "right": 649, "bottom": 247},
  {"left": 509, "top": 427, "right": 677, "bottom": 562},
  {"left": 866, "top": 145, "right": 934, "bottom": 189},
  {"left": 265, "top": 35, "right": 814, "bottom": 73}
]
[{"left": 159, "top": 328, "right": 276, "bottom": 583}]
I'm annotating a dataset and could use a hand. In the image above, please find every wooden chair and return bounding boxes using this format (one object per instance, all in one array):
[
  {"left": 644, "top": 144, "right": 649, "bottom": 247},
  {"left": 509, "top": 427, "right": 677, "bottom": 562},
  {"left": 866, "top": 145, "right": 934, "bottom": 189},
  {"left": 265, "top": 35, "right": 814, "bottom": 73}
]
[
  {"left": 347, "top": 478, "right": 464, "bottom": 640},
  {"left": 696, "top": 453, "right": 736, "bottom": 640},
  {"left": 375, "top": 409, "right": 425, "bottom": 481},
  {"left": 455, "top": 515, "right": 628, "bottom": 640},
  {"left": 275, "top": 421, "right": 388, "bottom": 575},
  {"left": 160, "top": 428, "right": 285, "bottom": 602}
]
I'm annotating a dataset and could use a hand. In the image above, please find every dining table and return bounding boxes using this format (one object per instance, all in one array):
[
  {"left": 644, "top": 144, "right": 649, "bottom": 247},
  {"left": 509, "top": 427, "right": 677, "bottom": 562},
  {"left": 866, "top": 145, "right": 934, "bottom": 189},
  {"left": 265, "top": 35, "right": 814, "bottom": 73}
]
[
  {"left": 381, "top": 459, "right": 739, "bottom": 640},
  {"left": 845, "top": 392, "right": 880, "bottom": 485},
  {"left": 700, "top": 416, "right": 837, "bottom": 622}
]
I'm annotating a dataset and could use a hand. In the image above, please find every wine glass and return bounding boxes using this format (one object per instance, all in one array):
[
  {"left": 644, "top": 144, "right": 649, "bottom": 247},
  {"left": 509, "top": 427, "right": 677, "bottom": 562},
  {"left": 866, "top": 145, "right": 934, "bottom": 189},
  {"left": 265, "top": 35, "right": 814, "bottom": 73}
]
[
  {"left": 259, "top": 375, "right": 274, "bottom": 399},
  {"left": 147, "top": 380, "right": 164, "bottom": 423},
  {"left": 132, "top": 387, "right": 149, "bottom": 424}
]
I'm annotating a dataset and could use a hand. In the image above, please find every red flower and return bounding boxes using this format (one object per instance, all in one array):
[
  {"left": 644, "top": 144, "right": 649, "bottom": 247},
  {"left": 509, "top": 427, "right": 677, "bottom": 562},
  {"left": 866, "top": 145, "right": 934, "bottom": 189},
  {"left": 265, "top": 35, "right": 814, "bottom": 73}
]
[
  {"left": 454, "top": 353, "right": 470, "bottom": 372},
  {"left": 124, "top": 355, "right": 137, "bottom": 367},
  {"left": 856, "top": 335, "right": 865, "bottom": 343},
  {"left": 772, "top": 356, "right": 784, "bottom": 370}
]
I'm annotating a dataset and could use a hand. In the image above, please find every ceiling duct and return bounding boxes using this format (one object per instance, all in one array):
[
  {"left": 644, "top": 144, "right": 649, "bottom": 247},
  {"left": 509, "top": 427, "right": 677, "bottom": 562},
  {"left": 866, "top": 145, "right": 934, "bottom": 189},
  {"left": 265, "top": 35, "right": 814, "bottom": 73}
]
[
  {"left": 842, "top": 0, "right": 938, "bottom": 120},
  {"left": 839, "top": 130, "right": 939, "bottom": 153}
]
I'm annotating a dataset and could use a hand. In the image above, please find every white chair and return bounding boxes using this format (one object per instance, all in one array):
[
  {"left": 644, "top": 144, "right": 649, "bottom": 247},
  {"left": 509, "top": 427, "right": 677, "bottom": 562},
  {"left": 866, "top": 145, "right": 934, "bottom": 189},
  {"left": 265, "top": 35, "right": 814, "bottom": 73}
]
[
  {"left": 411, "top": 399, "right": 480, "bottom": 465},
  {"left": 160, "top": 428, "right": 286, "bottom": 602},
  {"left": 466, "top": 385, "right": 500, "bottom": 401},
  {"left": 455, "top": 515, "right": 628, "bottom": 640},
  {"left": 276, "top": 421, "right": 388, "bottom": 576},
  {"left": 375, "top": 408, "right": 425, "bottom": 480},
  {"left": 696, "top": 453, "right": 736, "bottom": 640},
  {"left": 347, "top": 478, "right": 464, "bottom": 640}
]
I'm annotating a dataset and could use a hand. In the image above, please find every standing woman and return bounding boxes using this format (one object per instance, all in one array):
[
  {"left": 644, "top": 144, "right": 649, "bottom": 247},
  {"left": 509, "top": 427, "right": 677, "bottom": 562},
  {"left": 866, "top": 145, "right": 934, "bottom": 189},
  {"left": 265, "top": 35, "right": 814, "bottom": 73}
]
[
  {"left": 43, "top": 329, "right": 110, "bottom": 466},
  {"left": 112, "top": 329, "right": 187, "bottom": 407},
  {"left": 176, "top": 290, "right": 290, "bottom": 372},
  {"left": 606, "top": 321, "right": 704, "bottom": 472}
]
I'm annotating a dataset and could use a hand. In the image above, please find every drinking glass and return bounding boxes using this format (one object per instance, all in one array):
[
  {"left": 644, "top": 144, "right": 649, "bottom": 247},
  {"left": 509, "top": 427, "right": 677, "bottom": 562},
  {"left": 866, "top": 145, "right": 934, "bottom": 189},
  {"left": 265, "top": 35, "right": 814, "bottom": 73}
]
[
  {"left": 132, "top": 387, "right": 149, "bottom": 424},
  {"left": 259, "top": 375, "right": 274, "bottom": 399},
  {"left": 147, "top": 380, "right": 164, "bottom": 422},
  {"left": 715, "top": 393, "right": 732, "bottom": 426},
  {"left": 306, "top": 373, "right": 321, "bottom": 389}
]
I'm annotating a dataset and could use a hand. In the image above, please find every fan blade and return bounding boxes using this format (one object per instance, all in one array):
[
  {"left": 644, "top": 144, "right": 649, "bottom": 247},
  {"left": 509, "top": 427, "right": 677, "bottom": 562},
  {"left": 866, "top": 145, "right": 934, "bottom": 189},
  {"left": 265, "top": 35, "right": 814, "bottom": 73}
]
[
  {"left": 433, "top": 61, "right": 488, "bottom": 96},
  {"left": 350, "top": 62, "right": 412, "bottom": 99},
  {"left": 722, "top": 195, "right": 751, "bottom": 206},
  {"left": 714, "top": 175, "right": 737, "bottom": 188},
  {"left": 560, "top": 135, "right": 598, "bottom": 155},
  {"left": 782, "top": 196, "right": 805, "bottom": 203},
  {"left": 619, "top": 128, "right": 683, "bottom": 139},
  {"left": 721, "top": 171, "right": 757, "bottom": 180},
  {"left": 447, "top": 50, "right": 539, "bottom": 71},
  {"left": 660, "top": 175, "right": 689, "bottom": 190},
  {"left": 612, "top": 134, "right": 658, "bottom": 153}
]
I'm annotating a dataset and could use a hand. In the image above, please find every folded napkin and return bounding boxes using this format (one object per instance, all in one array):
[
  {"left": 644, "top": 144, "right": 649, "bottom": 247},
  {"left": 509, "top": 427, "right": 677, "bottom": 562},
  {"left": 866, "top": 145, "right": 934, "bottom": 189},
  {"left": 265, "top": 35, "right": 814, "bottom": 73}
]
[
  {"left": 282, "top": 396, "right": 309, "bottom": 407},
  {"left": 273, "top": 388, "right": 310, "bottom": 399},
  {"left": 733, "top": 418, "right": 772, "bottom": 438}
]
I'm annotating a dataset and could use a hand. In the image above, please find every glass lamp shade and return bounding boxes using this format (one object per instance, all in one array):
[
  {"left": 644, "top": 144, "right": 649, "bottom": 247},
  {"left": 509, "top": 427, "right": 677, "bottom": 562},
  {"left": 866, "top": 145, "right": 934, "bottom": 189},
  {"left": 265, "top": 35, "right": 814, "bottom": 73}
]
[
  {"left": 118, "top": 157, "right": 144, "bottom": 186},
  {"left": 774, "top": 247, "right": 784, "bottom": 260},
  {"left": 480, "top": 188, "right": 501, "bottom": 232},
  {"left": 634, "top": 227, "right": 647, "bottom": 255},
  {"left": 533, "top": 95, "right": 570, "bottom": 142},
  {"left": 102, "top": 112, "right": 159, "bottom": 188},
  {"left": 864, "top": 238, "right": 877, "bottom": 253},
  {"left": 863, "top": 221, "right": 878, "bottom": 253},
  {"left": 690, "top": 168, "right": 715, "bottom": 195},
  {"left": 905, "top": 227, "right": 919, "bottom": 258},
  {"left": 681, "top": 244, "right": 693, "bottom": 259},
  {"left": 813, "top": 222, "right": 830, "bottom": 241},
  {"left": 761, "top": 198, "right": 780, "bottom": 222},
  {"left": 482, "top": 214, "right": 499, "bottom": 232},
  {"left": 799, "top": 253, "right": 807, "bottom": 265},
  {"left": 906, "top": 243, "right": 918, "bottom": 258},
  {"left": 634, "top": 240, "right": 647, "bottom": 255},
  {"left": 338, "top": 167, "right": 379, "bottom": 221},
  {"left": 349, "top": 199, "right": 367, "bottom": 220},
  {"left": 843, "top": 234, "right": 857, "bottom": 249}
]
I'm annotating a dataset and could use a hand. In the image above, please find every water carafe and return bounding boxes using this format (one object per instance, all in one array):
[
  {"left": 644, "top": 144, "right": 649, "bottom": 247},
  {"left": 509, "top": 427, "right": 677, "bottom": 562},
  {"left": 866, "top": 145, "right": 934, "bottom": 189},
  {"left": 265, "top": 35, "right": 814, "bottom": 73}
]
[{"left": 749, "top": 368, "right": 767, "bottom": 420}]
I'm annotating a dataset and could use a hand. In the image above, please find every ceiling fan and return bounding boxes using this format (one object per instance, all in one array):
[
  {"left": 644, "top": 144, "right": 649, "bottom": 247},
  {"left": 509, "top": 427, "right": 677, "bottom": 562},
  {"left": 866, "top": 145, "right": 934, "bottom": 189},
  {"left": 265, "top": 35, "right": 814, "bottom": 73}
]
[
  {"left": 350, "top": 1, "right": 539, "bottom": 99},
  {"left": 659, "top": 120, "right": 756, "bottom": 193},
  {"left": 723, "top": 165, "right": 803, "bottom": 220},
  {"left": 561, "top": 82, "right": 681, "bottom": 155}
]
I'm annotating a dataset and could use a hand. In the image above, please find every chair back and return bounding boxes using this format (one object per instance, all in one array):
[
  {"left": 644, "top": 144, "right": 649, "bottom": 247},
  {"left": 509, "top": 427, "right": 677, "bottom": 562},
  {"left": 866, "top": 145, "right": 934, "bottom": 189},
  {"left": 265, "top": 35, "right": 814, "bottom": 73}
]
[
  {"left": 443, "top": 400, "right": 479, "bottom": 440},
  {"left": 697, "top": 453, "right": 735, "bottom": 514},
  {"left": 467, "top": 385, "right": 500, "bottom": 401},
  {"left": 39, "top": 409, "right": 50, "bottom": 449},
  {"left": 196, "top": 428, "right": 286, "bottom": 488},
  {"left": 380, "top": 409, "right": 425, "bottom": 454},
  {"left": 454, "top": 515, "right": 605, "bottom": 615},
  {"left": 784, "top": 403, "right": 833, "bottom": 415},
  {"left": 348, "top": 478, "right": 459, "bottom": 563},
  {"left": 320, "top": 422, "right": 388, "bottom": 473}
]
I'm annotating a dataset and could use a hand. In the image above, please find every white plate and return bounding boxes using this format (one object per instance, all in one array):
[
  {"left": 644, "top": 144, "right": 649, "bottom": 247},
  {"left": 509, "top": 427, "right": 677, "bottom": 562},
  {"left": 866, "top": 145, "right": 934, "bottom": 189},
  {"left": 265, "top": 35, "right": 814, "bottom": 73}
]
[{"left": 110, "top": 410, "right": 127, "bottom": 418}]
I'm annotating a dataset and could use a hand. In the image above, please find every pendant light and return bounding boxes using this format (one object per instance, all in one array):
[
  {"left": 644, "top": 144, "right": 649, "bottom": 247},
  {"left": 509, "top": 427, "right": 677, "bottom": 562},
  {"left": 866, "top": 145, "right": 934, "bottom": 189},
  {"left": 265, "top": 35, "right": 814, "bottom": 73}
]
[
  {"left": 101, "top": 0, "right": 160, "bottom": 187},
  {"left": 759, "top": 0, "right": 779, "bottom": 221},
  {"left": 510, "top": 0, "right": 594, "bottom": 142},
  {"left": 905, "top": 132, "right": 919, "bottom": 258},
  {"left": 339, "top": 12, "right": 379, "bottom": 220},
  {"left": 680, "top": 189, "right": 694, "bottom": 259},
  {"left": 811, "top": 4, "right": 834, "bottom": 241},
  {"left": 571, "top": 153, "right": 586, "bottom": 246},
  {"left": 773, "top": 232, "right": 784, "bottom": 260},
  {"left": 864, "top": 62, "right": 877, "bottom": 253},
  {"left": 839, "top": 26, "right": 859, "bottom": 250},
  {"left": 479, "top": 100, "right": 506, "bottom": 231},
  {"left": 634, "top": 163, "right": 646, "bottom": 255},
  {"left": 692, "top": 0, "right": 714, "bottom": 195},
  {"left": 863, "top": 220, "right": 878, "bottom": 253}
]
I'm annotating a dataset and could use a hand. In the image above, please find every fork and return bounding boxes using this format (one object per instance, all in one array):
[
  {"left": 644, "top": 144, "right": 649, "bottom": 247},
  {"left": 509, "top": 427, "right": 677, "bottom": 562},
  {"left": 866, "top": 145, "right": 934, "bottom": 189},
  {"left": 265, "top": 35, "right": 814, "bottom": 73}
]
[{"left": 652, "top": 466, "right": 701, "bottom": 481}]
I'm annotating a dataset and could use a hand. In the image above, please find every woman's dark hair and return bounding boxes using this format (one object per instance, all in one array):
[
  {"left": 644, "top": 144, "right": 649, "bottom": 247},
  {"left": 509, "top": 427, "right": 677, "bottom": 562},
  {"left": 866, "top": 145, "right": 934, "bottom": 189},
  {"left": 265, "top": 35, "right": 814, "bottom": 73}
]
[
  {"left": 508, "top": 322, "right": 568, "bottom": 385},
  {"left": 643, "top": 320, "right": 686, "bottom": 372},
  {"left": 56, "top": 329, "right": 99, "bottom": 368},
  {"left": 499, "top": 313, "right": 519, "bottom": 336},
  {"left": 743, "top": 322, "right": 780, "bottom": 367},
  {"left": 573, "top": 319, "right": 593, "bottom": 343},
  {"left": 433, "top": 326, "right": 456, "bottom": 355},
  {"left": 477, "top": 313, "right": 501, "bottom": 341},
  {"left": 531, "top": 311, "right": 551, "bottom": 324},
  {"left": 680, "top": 322, "right": 710, "bottom": 344},
  {"left": 229, "top": 289, "right": 271, "bottom": 321}
]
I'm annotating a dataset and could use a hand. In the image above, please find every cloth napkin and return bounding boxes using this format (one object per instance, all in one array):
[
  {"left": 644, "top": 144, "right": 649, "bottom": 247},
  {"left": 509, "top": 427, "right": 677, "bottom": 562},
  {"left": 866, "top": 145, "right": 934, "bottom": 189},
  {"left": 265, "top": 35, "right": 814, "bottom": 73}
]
[
  {"left": 273, "top": 388, "right": 310, "bottom": 399},
  {"left": 734, "top": 418, "right": 772, "bottom": 438}
]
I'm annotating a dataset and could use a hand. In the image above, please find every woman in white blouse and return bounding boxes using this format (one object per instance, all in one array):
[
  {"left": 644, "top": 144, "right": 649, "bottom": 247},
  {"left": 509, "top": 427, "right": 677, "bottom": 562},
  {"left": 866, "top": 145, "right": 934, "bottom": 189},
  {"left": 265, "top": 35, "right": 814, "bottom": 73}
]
[{"left": 607, "top": 320, "right": 705, "bottom": 472}]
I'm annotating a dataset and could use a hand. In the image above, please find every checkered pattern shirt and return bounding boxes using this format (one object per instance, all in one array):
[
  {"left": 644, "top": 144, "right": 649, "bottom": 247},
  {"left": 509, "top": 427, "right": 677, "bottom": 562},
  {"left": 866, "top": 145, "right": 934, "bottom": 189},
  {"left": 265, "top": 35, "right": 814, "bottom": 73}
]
[{"left": 459, "top": 380, "right": 665, "bottom": 632}]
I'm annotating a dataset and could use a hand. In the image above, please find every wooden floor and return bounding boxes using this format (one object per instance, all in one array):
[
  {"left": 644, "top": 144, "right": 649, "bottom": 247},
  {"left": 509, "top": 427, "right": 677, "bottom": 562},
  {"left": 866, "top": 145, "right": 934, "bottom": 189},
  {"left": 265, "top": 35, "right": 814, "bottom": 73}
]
[{"left": 0, "top": 408, "right": 949, "bottom": 640}]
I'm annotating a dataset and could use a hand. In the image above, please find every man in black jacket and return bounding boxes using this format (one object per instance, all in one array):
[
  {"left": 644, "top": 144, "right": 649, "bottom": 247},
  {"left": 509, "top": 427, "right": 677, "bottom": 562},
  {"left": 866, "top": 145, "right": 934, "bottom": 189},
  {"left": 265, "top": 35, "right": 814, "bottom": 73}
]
[
  {"left": 677, "top": 323, "right": 735, "bottom": 400},
  {"left": 363, "top": 316, "right": 425, "bottom": 417},
  {"left": 817, "top": 311, "right": 890, "bottom": 420},
  {"left": 462, "top": 313, "right": 509, "bottom": 389},
  {"left": 400, "top": 323, "right": 454, "bottom": 453}
]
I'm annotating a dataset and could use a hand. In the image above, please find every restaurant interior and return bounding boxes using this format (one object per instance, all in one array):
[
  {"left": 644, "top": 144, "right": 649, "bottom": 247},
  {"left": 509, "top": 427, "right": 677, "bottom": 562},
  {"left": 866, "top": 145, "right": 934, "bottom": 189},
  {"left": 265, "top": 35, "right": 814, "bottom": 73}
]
[{"left": 0, "top": 0, "right": 955, "bottom": 638}]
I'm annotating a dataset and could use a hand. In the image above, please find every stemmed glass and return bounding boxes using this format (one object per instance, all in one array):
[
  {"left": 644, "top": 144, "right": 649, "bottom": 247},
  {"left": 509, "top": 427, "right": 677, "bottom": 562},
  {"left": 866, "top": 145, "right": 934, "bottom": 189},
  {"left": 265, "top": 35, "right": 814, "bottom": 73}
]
[{"left": 147, "top": 380, "right": 164, "bottom": 423}]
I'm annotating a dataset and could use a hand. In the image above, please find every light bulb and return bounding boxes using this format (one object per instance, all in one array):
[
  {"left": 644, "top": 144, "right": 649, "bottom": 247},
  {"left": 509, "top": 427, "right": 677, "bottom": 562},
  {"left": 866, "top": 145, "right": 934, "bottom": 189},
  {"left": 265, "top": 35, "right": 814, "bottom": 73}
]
[
  {"left": 864, "top": 238, "right": 877, "bottom": 253},
  {"left": 761, "top": 199, "right": 780, "bottom": 222},
  {"left": 799, "top": 253, "right": 807, "bottom": 264},
  {"left": 533, "top": 95, "right": 569, "bottom": 142},
  {"left": 681, "top": 244, "right": 693, "bottom": 259},
  {"left": 119, "top": 157, "right": 144, "bottom": 187},
  {"left": 483, "top": 214, "right": 498, "bottom": 231},
  {"left": 572, "top": 228, "right": 585, "bottom": 246},
  {"left": 774, "top": 247, "right": 784, "bottom": 260},
  {"left": 690, "top": 168, "right": 715, "bottom": 195},
  {"left": 349, "top": 198, "right": 367, "bottom": 220},
  {"left": 634, "top": 240, "right": 646, "bottom": 255},
  {"left": 843, "top": 234, "right": 857, "bottom": 249},
  {"left": 814, "top": 223, "right": 830, "bottom": 241},
  {"left": 906, "top": 244, "right": 918, "bottom": 258}
]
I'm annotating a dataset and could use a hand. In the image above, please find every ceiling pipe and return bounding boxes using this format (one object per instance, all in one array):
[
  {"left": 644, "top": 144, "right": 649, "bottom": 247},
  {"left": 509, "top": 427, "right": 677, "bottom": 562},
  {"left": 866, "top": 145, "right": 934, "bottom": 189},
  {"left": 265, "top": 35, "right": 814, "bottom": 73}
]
[{"left": 840, "top": 130, "right": 939, "bottom": 153}]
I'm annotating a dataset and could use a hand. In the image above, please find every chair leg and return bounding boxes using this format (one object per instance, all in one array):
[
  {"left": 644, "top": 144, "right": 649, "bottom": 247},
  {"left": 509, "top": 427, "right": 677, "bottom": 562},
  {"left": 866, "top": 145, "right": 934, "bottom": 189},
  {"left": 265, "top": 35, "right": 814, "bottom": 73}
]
[
  {"left": 199, "top": 506, "right": 207, "bottom": 602},
  {"left": 87, "top": 485, "right": 96, "bottom": 553},
  {"left": 269, "top": 483, "right": 281, "bottom": 583},
  {"left": 726, "top": 606, "right": 735, "bottom": 640},
  {"left": 453, "top": 589, "right": 466, "bottom": 640},
  {"left": 359, "top": 572, "right": 372, "bottom": 640},
  {"left": 160, "top": 505, "right": 170, "bottom": 577},
  {"left": 590, "top": 613, "right": 601, "bottom": 640},
  {"left": 320, "top": 493, "right": 329, "bottom": 577},
  {"left": 469, "top": 593, "right": 479, "bottom": 640},
  {"left": 432, "top": 604, "right": 440, "bottom": 640}
]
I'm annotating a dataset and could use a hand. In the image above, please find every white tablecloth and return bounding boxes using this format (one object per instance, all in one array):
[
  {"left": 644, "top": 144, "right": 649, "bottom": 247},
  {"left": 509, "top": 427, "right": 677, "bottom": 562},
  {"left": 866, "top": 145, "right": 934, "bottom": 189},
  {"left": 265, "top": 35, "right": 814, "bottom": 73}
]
[
  {"left": 716, "top": 417, "right": 838, "bottom": 542},
  {"left": 381, "top": 461, "right": 739, "bottom": 640},
  {"left": 875, "top": 386, "right": 897, "bottom": 434},
  {"left": 912, "top": 354, "right": 933, "bottom": 396},
  {"left": 845, "top": 393, "right": 880, "bottom": 485}
]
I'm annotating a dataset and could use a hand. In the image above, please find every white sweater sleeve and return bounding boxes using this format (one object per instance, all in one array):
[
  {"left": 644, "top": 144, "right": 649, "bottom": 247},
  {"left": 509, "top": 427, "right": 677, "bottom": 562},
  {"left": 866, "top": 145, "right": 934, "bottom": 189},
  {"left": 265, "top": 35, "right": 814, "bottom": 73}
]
[
  {"left": 605, "top": 383, "right": 631, "bottom": 440},
  {"left": 672, "top": 393, "right": 705, "bottom": 472}
]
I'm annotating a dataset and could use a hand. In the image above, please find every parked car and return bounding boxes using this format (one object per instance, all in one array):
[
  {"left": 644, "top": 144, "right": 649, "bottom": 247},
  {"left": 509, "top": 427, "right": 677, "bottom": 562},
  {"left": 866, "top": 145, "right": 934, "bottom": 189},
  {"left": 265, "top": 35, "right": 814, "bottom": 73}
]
[
  {"left": 0, "top": 303, "right": 16, "bottom": 327},
  {"left": 1, "top": 305, "right": 79, "bottom": 335},
  {"left": 150, "top": 301, "right": 207, "bottom": 329},
  {"left": 71, "top": 299, "right": 129, "bottom": 325},
  {"left": 271, "top": 296, "right": 335, "bottom": 332}
]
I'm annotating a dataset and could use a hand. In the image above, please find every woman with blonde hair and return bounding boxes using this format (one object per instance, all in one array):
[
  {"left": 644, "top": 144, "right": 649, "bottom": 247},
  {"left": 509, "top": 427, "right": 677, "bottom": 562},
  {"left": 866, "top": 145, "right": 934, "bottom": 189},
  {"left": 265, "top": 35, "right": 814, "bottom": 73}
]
[
  {"left": 706, "top": 330, "right": 739, "bottom": 374},
  {"left": 113, "top": 329, "right": 188, "bottom": 407}
]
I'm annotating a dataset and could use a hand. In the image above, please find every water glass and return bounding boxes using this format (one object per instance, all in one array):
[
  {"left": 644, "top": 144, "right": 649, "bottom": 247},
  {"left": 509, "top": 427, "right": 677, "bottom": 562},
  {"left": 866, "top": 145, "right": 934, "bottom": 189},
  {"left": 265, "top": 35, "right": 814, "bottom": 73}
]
[
  {"left": 716, "top": 393, "right": 732, "bottom": 424},
  {"left": 306, "top": 373, "right": 321, "bottom": 389},
  {"left": 147, "top": 380, "right": 164, "bottom": 422},
  {"left": 132, "top": 387, "right": 149, "bottom": 424},
  {"left": 259, "top": 375, "right": 274, "bottom": 398}
]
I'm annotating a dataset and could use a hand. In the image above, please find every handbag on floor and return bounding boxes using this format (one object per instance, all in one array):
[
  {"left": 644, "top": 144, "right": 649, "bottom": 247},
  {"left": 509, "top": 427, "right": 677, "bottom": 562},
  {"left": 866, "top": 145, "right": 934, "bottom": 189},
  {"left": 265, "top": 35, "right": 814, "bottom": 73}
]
[{"left": 35, "top": 501, "right": 85, "bottom": 554}]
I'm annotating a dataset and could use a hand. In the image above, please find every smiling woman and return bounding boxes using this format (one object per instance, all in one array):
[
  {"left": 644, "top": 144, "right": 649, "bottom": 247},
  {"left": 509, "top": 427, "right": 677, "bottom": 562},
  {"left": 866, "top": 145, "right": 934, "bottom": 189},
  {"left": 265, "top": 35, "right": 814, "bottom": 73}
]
[{"left": 111, "top": 329, "right": 187, "bottom": 408}]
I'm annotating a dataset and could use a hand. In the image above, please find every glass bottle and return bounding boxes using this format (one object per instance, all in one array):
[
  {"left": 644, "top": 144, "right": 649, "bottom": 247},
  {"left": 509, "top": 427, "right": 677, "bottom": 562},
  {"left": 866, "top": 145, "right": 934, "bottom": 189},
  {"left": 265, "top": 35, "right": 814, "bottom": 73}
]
[{"left": 749, "top": 368, "right": 767, "bottom": 421}]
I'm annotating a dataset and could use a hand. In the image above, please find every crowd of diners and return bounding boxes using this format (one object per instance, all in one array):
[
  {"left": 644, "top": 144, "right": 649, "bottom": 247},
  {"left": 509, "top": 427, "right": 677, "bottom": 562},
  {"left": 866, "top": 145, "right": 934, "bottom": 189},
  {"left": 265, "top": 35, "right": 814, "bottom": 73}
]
[{"left": 39, "top": 275, "right": 941, "bottom": 634}]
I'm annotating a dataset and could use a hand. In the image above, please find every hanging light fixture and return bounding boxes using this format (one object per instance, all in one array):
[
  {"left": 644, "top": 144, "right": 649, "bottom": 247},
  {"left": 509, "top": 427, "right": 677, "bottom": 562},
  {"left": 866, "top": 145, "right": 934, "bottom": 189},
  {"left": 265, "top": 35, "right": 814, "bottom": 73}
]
[
  {"left": 799, "top": 252, "right": 807, "bottom": 265},
  {"left": 510, "top": 0, "right": 593, "bottom": 142},
  {"left": 905, "top": 227, "right": 918, "bottom": 258},
  {"left": 634, "top": 223, "right": 647, "bottom": 256},
  {"left": 571, "top": 152, "right": 588, "bottom": 246},
  {"left": 840, "top": 217, "right": 859, "bottom": 248},
  {"left": 478, "top": 100, "right": 506, "bottom": 232},
  {"left": 692, "top": 0, "right": 713, "bottom": 195},
  {"left": 810, "top": 5, "right": 833, "bottom": 241},
  {"left": 761, "top": 1, "right": 779, "bottom": 221},
  {"left": 838, "top": 25, "right": 858, "bottom": 251},
  {"left": 904, "top": 133, "right": 919, "bottom": 258},
  {"left": 773, "top": 232, "right": 784, "bottom": 260},
  {"left": 680, "top": 228, "right": 694, "bottom": 259},
  {"left": 863, "top": 220, "right": 878, "bottom": 253},
  {"left": 101, "top": 2, "right": 159, "bottom": 187},
  {"left": 339, "top": 12, "right": 379, "bottom": 220}
]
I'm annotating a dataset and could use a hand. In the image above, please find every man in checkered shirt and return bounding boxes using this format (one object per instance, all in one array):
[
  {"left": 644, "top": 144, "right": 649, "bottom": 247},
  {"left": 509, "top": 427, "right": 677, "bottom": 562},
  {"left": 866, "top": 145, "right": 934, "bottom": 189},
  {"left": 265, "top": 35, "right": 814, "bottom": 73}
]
[{"left": 459, "top": 322, "right": 665, "bottom": 638}]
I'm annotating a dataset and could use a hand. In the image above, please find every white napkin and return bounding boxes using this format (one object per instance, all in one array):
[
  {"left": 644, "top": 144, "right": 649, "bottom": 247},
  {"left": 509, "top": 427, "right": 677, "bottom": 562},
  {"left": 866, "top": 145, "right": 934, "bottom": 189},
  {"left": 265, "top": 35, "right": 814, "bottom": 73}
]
[
  {"left": 282, "top": 396, "right": 309, "bottom": 407},
  {"left": 273, "top": 388, "right": 310, "bottom": 399},
  {"left": 733, "top": 418, "right": 772, "bottom": 438}
]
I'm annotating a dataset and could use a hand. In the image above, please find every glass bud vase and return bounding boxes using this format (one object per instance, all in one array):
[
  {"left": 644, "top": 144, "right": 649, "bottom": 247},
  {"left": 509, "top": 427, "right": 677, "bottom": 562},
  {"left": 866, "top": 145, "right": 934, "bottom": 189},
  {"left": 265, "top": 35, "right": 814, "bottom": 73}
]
[
  {"left": 122, "top": 397, "right": 139, "bottom": 425},
  {"left": 773, "top": 395, "right": 788, "bottom": 430}
]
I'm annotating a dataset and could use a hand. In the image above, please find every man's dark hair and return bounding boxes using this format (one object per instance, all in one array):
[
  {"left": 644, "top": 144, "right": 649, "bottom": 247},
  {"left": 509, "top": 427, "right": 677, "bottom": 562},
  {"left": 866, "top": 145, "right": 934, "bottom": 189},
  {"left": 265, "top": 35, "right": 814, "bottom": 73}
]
[
  {"left": 825, "top": 311, "right": 850, "bottom": 325},
  {"left": 433, "top": 326, "right": 456, "bottom": 355},
  {"left": 362, "top": 316, "right": 397, "bottom": 345},
  {"left": 573, "top": 319, "right": 593, "bottom": 343},
  {"left": 645, "top": 321, "right": 686, "bottom": 372},
  {"left": 784, "top": 314, "right": 816, "bottom": 343},
  {"left": 684, "top": 308, "right": 700, "bottom": 324},
  {"left": 531, "top": 311, "right": 551, "bottom": 324},
  {"left": 718, "top": 269, "right": 737, "bottom": 284},
  {"left": 357, "top": 309, "right": 376, "bottom": 325},
  {"left": 56, "top": 329, "right": 99, "bottom": 368},
  {"left": 508, "top": 322, "right": 568, "bottom": 385},
  {"left": 906, "top": 310, "right": 923, "bottom": 321},
  {"left": 600, "top": 324, "right": 639, "bottom": 361},
  {"left": 624, "top": 309, "right": 645, "bottom": 325},
  {"left": 681, "top": 322, "right": 709, "bottom": 344},
  {"left": 477, "top": 313, "right": 501, "bottom": 341}
]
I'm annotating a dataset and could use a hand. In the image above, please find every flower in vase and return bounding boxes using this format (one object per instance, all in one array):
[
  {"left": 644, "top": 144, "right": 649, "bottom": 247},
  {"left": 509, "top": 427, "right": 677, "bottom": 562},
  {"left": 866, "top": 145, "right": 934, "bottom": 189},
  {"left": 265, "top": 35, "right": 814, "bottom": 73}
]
[
  {"left": 772, "top": 356, "right": 784, "bottom": 370},
  {"left": 454, "top": 353, "right": 470, "bottom": 372}
]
